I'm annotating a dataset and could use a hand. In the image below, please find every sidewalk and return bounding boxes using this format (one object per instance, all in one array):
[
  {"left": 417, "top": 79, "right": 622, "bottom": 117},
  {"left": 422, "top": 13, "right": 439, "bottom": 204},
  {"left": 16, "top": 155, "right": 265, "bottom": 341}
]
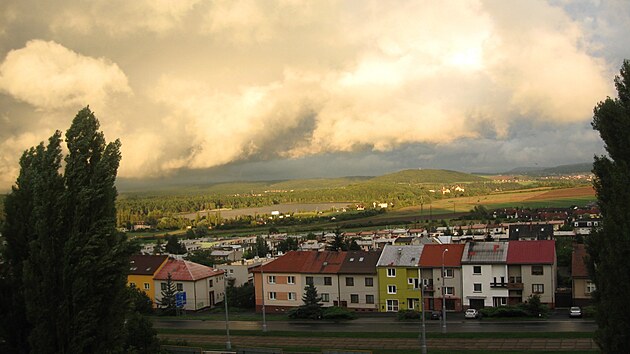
[{"left": 159, "top": 333, "right": 597, "bottom": 351}]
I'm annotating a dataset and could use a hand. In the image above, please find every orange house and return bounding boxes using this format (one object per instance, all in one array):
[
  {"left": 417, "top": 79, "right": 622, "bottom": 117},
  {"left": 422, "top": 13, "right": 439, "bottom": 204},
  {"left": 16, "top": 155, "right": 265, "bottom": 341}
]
[{"left": 127, "top": 254, "right": 169, "bottom": 307}]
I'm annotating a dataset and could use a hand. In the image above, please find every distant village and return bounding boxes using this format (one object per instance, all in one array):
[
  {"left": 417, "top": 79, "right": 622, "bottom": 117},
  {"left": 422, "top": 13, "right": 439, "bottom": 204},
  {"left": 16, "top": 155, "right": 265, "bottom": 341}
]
[{"left": 128, "top": 204, "right": 597, "bottom": 314}]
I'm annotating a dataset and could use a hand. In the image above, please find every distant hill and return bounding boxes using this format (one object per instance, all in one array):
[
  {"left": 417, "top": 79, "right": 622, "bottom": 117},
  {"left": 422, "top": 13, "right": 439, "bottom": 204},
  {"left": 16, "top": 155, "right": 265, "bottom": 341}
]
[
  {"left": 368, "top": 169, "right": 487, "bottom": 185},
  {"left": 504, "top": 162, "right": 593, "bottom": 176}
]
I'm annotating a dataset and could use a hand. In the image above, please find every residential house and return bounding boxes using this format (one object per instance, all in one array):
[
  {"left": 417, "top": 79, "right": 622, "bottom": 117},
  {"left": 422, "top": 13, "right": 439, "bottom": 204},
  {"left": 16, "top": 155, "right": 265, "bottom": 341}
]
[
  {"left": 210, "top": 246, "right": 243, "bottom": 262},
  {"left": 376, "top": 245, "right": 424, "bottom": 312},
  {"left": 508, "top": 224, "right": 554, "bottom": 241},
  {"left": 337, "top": 250, "right": 382, "bottom": 312},
  {"left": 571, "top": 244, "right": 594, "bottom": 306},
  {"left": 127, "top": 254, "right": 168, "bottom": 307},
  {"left": 506, "top": 240, "right": 556, "bottom": 307},
  {"left": 573, "top": 219, "right": 601, "bottom": 235},
  {"left": 251, "top": 251, "right": 345, "bottom": 313},
  {"left": 216, "top": 257, "right": 271, "bottom": 287},
  {"left": 154, "top": 258, "right": 225, "bottom": 311},
  {"left": 419, "top": 244, "right": 465, "bottom": 312},
  {"left": 461, "top": 242, "right": 509, "bottom": 309}
]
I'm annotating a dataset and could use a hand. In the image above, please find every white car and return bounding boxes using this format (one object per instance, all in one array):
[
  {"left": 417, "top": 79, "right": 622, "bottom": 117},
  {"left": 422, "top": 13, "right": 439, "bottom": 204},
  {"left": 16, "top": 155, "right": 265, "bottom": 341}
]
[
  {"left": 465, "top": 308, "right": 479, "bottom": 319},
  {"left": 569, "top": 307, "right": 582, "bottom": 318}
]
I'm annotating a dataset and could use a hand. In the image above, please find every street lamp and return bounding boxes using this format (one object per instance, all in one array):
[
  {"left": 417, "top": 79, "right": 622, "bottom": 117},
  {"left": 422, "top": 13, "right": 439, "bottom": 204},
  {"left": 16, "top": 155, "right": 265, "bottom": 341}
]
[
  {"left": 223, "top": 275, "right": 231, "bottom": 350},
  {"left": 442, "top": 248, "right": 449, "bottom": 334},
  {"left": 419, "top": 270, "right": 427, "bottom": 354},
  {"left": 260, "top": 258, "right": 268, "bottom": 332}
]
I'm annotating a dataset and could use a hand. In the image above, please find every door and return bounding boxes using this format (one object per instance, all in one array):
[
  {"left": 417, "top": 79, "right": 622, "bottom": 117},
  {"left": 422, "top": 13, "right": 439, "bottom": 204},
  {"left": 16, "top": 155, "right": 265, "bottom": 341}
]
[
  {"left": 209, "top": 291, "right": 215, "bottom": 307},
  {"left": 469, "top": 299, "right": 484, "bottom": 309}
]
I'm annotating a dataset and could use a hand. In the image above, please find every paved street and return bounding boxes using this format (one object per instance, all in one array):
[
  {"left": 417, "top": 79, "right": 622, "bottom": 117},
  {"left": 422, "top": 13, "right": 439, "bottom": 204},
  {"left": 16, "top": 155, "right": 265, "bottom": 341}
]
[{"left": 154, "top": 312, "right": 597, "bottom": 333}]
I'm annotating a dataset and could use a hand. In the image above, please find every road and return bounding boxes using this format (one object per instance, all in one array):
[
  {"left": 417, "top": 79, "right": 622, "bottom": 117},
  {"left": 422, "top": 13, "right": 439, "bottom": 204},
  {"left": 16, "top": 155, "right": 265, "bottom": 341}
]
[{"left": 154, "top": 316, "right": 596, "bottom": 333}]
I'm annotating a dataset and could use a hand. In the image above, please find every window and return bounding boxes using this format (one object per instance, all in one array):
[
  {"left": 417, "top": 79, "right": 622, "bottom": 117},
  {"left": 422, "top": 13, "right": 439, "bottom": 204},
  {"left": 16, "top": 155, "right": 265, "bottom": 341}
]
[
  {"left": 143, "top": 283, "right": 150, "bottom": 290},
  {"left": 444, "top": 287, "right": 454, "bottom": 295},
  {"left": 473, "top": 266, "right": 482, "bottom": 275},
  {"left": 229, "top": 269, "right": 234, "bottom": 273},
  {"left": 209, "top": 279, "right": 213, "bottom": 287},
  {"left": 444, "top": 268, "right": 454, "bottom": 278},
  {"left": 324, "top": 276, "right": 332, "bottom": 285},
  {"left": 387, "top": 268, "right": 396, "bottom": 277},
  {"left": 387, "top": 285, "right": 397, "bottom": 294},
  {"left": 161, "top": 283, "right": 167, "bottom": 291},
  {"left": 321, "top": 293, "right": 330, "bottom": 302},
  {"left": 269, "top": 292, "right": 276, "bottom": 300},
  {"left": 129, "top": 282, "right": 136, "bottom": 288},
  {"left": 408, "top": 278, "right": 414, "bottom": 285},
  {"left": 268, "top": 275, "right": 276, "bottom": 284},
  {"left": 532, "top": 284, "right": 544, "bottom": 294},
  {"left": 366, "top": 295, "right": 375, "bottom": 304},
  {"left": 586, "top": 281, "right": 596, "bottom": 294},
  {"left": 346, "top": 277, "right": 354, "bottom": 286},
  {"left": 287, "top": 276, "right": 295, "bottom": 284},
  {"left": 386, "top": 299, "right": 399, "bottom": 312},
  {"left": 365, "top": 277, "right": 374, "bottom": 287},
  {"left": 176, "top": 283, "right": 183, "bottom": 291},
  {"left": 306, "top": 276, "right": 314, "bottom": 285},
  {"left": 288, "top": 292, "right": 296, "bottom": 301},
  {"left": 493, "top": 297, "right": 507, "bottom": 307},
  {"left": 531, "top": 265, "right": 543, "bottom": 276},
  {"left": 473, "top": 283, "right": 482, "bottom": 292},
  {"left": 351, "top": 294, "right": 359, "bottom": 303}
]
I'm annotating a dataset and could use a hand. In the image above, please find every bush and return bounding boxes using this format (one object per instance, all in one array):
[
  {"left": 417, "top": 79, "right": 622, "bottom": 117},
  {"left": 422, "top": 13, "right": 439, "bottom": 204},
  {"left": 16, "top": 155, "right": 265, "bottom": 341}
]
[
  {"left": 480, "top": 306, "right": 529, "bottom": 318},
  {"left": 582, "top": 305, "right": 597, "bottom": 318},
  {"left": 322, "top": 306, "right": 357, "bottom": 320},
  {"left": 287, "top": 304, "right": 323, "bottom": 320},
  {"left": 396, "top": 309, "right": 432, "bottom": 320}
]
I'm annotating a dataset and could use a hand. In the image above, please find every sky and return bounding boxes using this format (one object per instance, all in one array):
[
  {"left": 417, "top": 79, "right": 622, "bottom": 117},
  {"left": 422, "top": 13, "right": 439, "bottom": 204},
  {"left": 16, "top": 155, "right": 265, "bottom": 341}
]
[{"left": 1, "top": 0, "right": 629, "bottom": 191}]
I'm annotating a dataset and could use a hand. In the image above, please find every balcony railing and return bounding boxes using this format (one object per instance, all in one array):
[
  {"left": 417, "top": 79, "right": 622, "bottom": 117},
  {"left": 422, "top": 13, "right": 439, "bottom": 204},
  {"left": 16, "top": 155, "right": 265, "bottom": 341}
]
[
  {"left": 423, "top": 285, "right": 434, "bottom": 292},
  {"left": 490, "top": 282, "right": 507, "bottom": 288},
  {"left": 507, "top": 282, "right": 524, "bottom": 290}
]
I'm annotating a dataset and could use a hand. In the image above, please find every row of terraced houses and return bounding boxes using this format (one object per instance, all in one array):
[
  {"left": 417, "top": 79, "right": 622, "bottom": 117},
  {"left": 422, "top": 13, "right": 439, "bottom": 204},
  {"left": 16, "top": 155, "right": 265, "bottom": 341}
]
[{"left": 252, "top": 240, "right": 556, "bottom": 313}]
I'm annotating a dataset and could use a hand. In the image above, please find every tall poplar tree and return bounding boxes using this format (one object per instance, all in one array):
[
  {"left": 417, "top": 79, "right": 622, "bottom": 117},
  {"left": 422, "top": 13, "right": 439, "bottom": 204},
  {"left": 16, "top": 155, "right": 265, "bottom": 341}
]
[
  {"left": 0, "top": 107, "right": 132, "bottom": 353},
  {"left": 588, "top": 59, "right": 630, "bottom": 352}
]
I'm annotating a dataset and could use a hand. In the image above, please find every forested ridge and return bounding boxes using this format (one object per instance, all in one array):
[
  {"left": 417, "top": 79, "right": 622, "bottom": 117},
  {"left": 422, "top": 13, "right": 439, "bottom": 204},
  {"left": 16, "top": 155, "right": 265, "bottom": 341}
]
[{"left": 113, "top": 169, "right": 584, "bottom": 228}]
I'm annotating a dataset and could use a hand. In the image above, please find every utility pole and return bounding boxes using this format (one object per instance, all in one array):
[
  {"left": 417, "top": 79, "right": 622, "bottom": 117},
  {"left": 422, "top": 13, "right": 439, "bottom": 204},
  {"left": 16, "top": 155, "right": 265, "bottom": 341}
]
[{"left": 419, "top": 269, "right": 427, "bottom": 354}]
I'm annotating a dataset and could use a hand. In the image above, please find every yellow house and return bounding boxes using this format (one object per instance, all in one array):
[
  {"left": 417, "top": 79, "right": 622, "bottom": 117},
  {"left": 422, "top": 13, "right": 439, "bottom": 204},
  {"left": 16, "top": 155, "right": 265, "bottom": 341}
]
[
  {"left": 376, "top": 245, "right": 424, "bottom": 312},
  {"left": 128, "top": 255, "right": 169, "bottom": 306}
]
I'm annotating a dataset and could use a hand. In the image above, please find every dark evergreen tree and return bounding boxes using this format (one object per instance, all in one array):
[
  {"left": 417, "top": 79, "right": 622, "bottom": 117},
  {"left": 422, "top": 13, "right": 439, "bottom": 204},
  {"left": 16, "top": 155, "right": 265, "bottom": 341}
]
[
  {"left": 277, "top": 237, "right": 299, "bottom": 253},
  {"left": 254, "top": 235, "right": 269, "bottom": 257},
  {"left": 588, "top": 59, "right": 630, "bottom": 353},
  {"left": 153, "top": 238, "right": 165, "bottom": 255},
  {"left": 157, "top": 273, "right": 177, "bottom": 316},
  {"left": 346, "top": 238, "right": 361, "bottom": 251},
  {"left": 0, "top": 107, "right": 132, "bottom": 353},
  {"left": 165, "top": 236, "right": 187, "bottom": 254},
  {"left": 329, "top": 228, "right": 346, "bottom": 251},
  {"left": 288, "top": 282, "right": 323, "bottom": 319},
  {"left": 128, "top": 286, "right": 154, "bottom": 315}
]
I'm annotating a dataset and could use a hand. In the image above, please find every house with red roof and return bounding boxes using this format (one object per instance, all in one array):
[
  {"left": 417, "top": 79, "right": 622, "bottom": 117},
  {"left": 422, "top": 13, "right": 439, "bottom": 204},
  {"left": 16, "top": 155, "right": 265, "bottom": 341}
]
[
  {"left": 461, "top": 242, "right": 509, "bottom": 309},
  {"left": 506, "top": 240, "right": 557, "bottom": 307},
  {"left": 419, "top": 244, "right": 465, "bottom": 312},
  {"left": 571, "top": 244, "right": 594, "bottom": 307},
  {"left": 251, "top": 250, "right": 381, "bottom": 313},
  {"left": 128, "top": 254, "right": 169, "bottom": 307},
  {"left": 154, "top": 258, "right": 225, "bottom": 311}
]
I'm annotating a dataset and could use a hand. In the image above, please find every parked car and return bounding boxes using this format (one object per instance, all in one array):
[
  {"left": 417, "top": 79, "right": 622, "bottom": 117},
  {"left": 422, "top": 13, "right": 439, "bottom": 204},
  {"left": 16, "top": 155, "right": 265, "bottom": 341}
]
[
  {"left": 430, "top": 311, "right": 441, "bottom": 320},
  {"left": 465, "top": 309, "right": 479, "bottom": 319},
  {"left": 569, "top": 307, "right": 582, "bottom": 318}
]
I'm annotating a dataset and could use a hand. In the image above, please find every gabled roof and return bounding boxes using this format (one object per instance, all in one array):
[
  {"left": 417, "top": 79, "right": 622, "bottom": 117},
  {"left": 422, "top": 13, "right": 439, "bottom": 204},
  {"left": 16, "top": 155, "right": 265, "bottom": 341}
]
[
  {"left": 339, "top": 250, "right": 382, "bottom": 274},
  {"left": 251, "top": 251, "right": 346, "bottom": 274},
  {"left": 461, "top": 242, "right": 508, "bottom": 264},
  {"left": 507, "top": 240, "right": 555, "bottom": 264},
  {"left": 572, "top": 244, "right": 590, "bottom": 278},
  {"left": 129, "top": 255, "right": 168, "bottom": 275},
  {"left": 154, "top": 258, "right": 223, "bottom": 281},
  {"left": 420, "top": 244, "right": 465, "bottom": 267},
  {"left": 376, "top": 244, "right": 423, "bottom": 267}
]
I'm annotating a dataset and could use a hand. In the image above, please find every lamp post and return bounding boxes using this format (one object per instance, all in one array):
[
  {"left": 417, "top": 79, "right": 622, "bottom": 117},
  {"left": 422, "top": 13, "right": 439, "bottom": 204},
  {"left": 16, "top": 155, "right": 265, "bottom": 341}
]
[
  {"left": 441, "top": 248, "right": 449, "bottom": 334},
  {"left": 419, "top": 270, "right": 427, "bottom": 354},
  {"left": 260, "top": 259, "right": 268, "bottom": 332},
  {"left": 223, "top": 276, "right": 231, "bottom": 350}
]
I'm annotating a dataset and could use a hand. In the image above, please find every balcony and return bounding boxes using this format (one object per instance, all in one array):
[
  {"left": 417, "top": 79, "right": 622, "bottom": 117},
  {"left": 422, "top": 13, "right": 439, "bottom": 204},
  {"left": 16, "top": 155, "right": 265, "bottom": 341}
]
[
  {"left": 507, "top": 282, "right": 524, "bottom": 290},
  {"left": 490, "top": 282, "right": 507, "bottom": 288},
  {"left": 423, "top": 285, "right": 434, "bottom": 292}
]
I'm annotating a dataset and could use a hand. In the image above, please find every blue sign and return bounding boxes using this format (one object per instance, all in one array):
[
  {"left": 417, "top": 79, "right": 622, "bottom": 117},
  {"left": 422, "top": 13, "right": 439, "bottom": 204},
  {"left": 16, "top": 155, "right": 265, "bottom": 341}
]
[{"left": 176, "top": 292, "right": 187, "bottom": 307}]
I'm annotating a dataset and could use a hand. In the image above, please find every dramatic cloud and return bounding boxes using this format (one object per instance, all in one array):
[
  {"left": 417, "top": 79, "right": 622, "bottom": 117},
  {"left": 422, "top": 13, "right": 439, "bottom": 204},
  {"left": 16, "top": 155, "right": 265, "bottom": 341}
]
[
  {"left": 0, "top": 0, "right": 628, "bottom": 190},
  {"left": 0, "top": 40, "right": 131, "bottom": 110}
]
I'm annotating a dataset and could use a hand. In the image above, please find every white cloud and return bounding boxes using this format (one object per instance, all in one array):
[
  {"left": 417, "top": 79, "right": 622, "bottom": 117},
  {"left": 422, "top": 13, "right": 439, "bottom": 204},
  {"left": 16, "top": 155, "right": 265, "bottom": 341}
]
[
  {"left": 0, "top": 40, "right": 131, "bottom": 110},
  {"left": 50, "top": 0, "right": 201, "bottom": 35}
]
